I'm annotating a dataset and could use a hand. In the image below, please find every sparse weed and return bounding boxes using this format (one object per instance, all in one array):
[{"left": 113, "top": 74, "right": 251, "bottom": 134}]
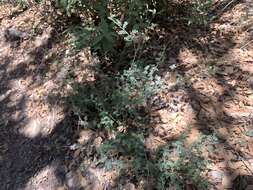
[
  {"left": 156, "top": 136, "right": 209, "bottom": 190},
  {"left": 98, "top": 132, "right": 209, "bottom": 190}
]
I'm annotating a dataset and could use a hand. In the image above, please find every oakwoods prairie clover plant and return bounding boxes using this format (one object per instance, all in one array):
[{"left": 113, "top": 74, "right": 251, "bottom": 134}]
[
  {"left": 69, "top": 60, "right": 209, "bottom": 189},
  {"left": 70, "top": 61, "right": 166, "bottom": 131},
  {"left": 99, "top": 130, "right": 209, "bottom": 189}
]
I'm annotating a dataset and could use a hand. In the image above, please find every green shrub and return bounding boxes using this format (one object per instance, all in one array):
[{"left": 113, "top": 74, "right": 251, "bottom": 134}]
[
  {"left": 156, "top": 137, "right": 209, "bottom": 190},
  {"left": 100, "top": 132, "right": 157, "bottom": 178},
  {"left": 70, "top": 61, "right": 165, "bottom": 130},
  {"left": 98, "top": 132, "right": 209, "bottom": 190},
  {"left": 65, "top": 0, "right": 214, "bottom": 52},
  {"left": 60, "top": 0, "right": 158, "bottom": 52},
  {"left": 69, "top": 18, "right": 117, "bottom": 52}
]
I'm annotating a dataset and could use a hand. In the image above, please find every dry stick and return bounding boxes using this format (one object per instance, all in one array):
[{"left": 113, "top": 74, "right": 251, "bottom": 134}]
[
  {"left": 240, "top": 39, "right": 253, "bottom": 49},
  {"left": 221, "top": 0, "right": 237, "bottom": 12},
  {"left": 205, "top": 124, "right": 253, "bottom": 176},
  {"left": 210, "top": 102, "right": 253, "bottom": 176},
  {"left": 131, "top": 41, "right": 142, "bottom": 64},
  {"left": 235, "top": 151, "right": 253, "bottom": 176}
]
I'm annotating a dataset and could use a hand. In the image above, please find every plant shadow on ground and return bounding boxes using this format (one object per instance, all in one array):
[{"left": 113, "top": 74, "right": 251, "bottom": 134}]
[{"left": 0, "top": 0, "right": 253, "bottom": 190}]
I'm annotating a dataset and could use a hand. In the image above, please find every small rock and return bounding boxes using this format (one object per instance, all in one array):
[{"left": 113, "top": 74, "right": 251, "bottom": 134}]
[
  {"left": 217, "top": 127, "right": 229, "bottom": 138},
  {"left": 94, "top": 137, "right": 103, "bottom": 150},
  {"left": 4, "top": 27, "right": 29, "bottom": 42},
  {"left": 222, "top": 174, "right": 233, "bottom": 189},
  {"left": 209, "top": 170, "right": 223, "bottom": 183},
  {"left": 224, "top": 66, "right": 234, "bottom": 75},
  {"left": 250, "top": 78, "right": 253, "bottom": 89},
  {"left": 65, "top": 171, "right": 81, "bottom": 190},
  {"left": 78, "top": 129, "right": 94, "bottom": 145}
]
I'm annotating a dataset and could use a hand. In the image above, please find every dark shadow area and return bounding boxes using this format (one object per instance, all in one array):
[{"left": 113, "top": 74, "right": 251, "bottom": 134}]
[
  {"left": 233, "top": 175, "right": 253, "bottom": 190},
  {"left": 0, "top": 114, "right": 78, "bottom": 189}
]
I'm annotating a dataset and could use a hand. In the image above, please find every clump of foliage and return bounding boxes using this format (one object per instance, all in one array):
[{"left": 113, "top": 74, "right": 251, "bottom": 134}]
[
  {"left": 100, "top": 133, "right": 154, "bottom": 175},
  {"left": 63, "top": 0, "right": 214, "bottom": 52},
  {"left": 68, "top": 19, "right": 118, "bottom": 52},
  {"left": 65, "top": 0, "right": 155, "bottom": 52},
  {"left": 99, "top": 132, "right": 209, "bottom": 189},
  {"left": 156, "top": 137, "right": 209, "bottom": 190},
  {"left": 70, "top": 61, "right": 165, "bottom": 130},
  {"left": 69, "top": 61, "right": 167, "bottom": 187}
]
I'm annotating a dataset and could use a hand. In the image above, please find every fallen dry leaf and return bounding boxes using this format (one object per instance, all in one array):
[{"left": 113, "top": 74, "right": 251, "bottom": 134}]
[{"left": 247, "top": 140, "right": 253, "bottom": 156}]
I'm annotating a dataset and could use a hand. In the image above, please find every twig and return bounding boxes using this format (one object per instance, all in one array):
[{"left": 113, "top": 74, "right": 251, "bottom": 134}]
[
  {"left": 233, "top": 150, "right": 253, "bottom": 176},
  {"left": 221, "top": 0, "right": 237, "bottom": 12},
  {"left": 240, "top": 39, "right": 253, "bottom": 49},
  {"left": 132, "top": 42, "right": 141, "bottom": 64}
]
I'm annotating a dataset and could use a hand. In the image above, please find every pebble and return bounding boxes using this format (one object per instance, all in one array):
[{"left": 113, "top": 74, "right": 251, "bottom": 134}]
[
  {"left": 65, "top": 171, "right": 81, "bottom": 190},
  {"left": 209, "top": 170, "right": 223, "bottom": 183},
  {"left": 94, "top": 137, "right": 103, "bottom": 150}
]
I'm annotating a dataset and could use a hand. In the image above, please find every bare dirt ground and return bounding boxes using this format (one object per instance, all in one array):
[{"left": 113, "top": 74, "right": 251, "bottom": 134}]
[
  {"left": 0, "top": 4, "right": 94, "bottom": 190},
  {"left": 0, "top": 1, "right": 253, "bottom": 190}
]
